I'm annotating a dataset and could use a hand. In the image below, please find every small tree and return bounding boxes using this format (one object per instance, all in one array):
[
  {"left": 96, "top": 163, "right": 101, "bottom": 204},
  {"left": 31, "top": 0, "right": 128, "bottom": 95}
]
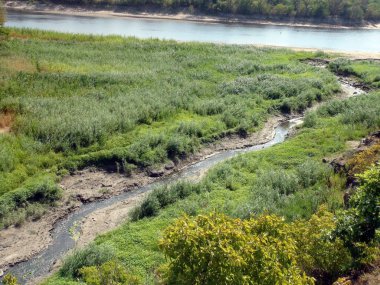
[{"left": 159, "top": 212, "right": 314, "bottom": 285}]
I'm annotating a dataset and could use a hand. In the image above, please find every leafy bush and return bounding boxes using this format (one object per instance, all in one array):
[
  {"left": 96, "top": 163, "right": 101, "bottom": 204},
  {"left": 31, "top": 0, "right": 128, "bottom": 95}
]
[
  {"left": 252, "top": 168, "right": 299, "bottom": 196},
  {"left": 334, "top": 165, "right": 380, "bottom": 261},
  {"left": 59, "top": 244, "right": 116, "bottom": 278},
  {"left": 130, "top": 194, "right": 161, "bottom": 221},
  {"left": 131, "top": 182, "right": 204, "bottom": 220},
  {"left": 79, "top": 260, "right": 141, "bottom": 285},
  {"left": 292, "top": 207, "right": 352, "bottom": 282},
  {"left": 303, "top": 111, "right": 318, "bottom": 128},
  {"left": 296, "top": 160, "right": 330, "bottom": 188},
  {"left": 0, "top": 175, "right": 61, "bottom": 228},
  {"left": 159, "top": 212, "right": 314, "bottom": 285},
  {"left": 2, "top": 273, "right": 20, "bottom": 285}
]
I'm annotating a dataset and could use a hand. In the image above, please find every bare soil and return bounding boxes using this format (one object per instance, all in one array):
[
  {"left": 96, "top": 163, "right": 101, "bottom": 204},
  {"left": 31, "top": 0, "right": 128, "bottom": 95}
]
[
  {"left": 0, "top": 116, "right": 281, "bottom": 273},
  {"left": 0, "top": 111, "right": 14, "bottom": 134}
]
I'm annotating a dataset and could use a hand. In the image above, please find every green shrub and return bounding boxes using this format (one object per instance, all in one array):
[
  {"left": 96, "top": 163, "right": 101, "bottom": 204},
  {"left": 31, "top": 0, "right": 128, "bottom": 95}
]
[
  {"left": 253, "top": 168, "right": 299, "bottom": 196},
  {"left": 59, "top": 244, "right": 116, "bottom": 278},
  {"left": 334, "top": 165, "right": 380, "bottom": 261},
  {"left": 2, "top": 273, "right": 20, "bottom": 285},
  {"left": 296, "top": 160, "right": 330, "bottom": 188},
  {"left": 131, "top": 182, "right": 203, "bottom": 220},
  {"left": 79, "top": 260, "right": 141, "bottom": 285},
  {"left": 0, "top": 175, "right": 61, "bottom": 228},
  {"left": 159, "top": 213, "right": 314, "bottom": 285},
  {"left": 303, "top": 111, "right": 318, "bottom": 128},
  {"left": 130, "top": 194, "right": 160, "bottom": 221},
  {"left": 292, "top": 207, "right": 352, "bottom": 282}
]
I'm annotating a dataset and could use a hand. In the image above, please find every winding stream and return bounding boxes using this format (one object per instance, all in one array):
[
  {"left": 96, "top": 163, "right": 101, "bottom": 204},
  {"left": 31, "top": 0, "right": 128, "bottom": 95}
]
[
  {"left": 6, "top": 119, "right": 299, "bottom": 284},
  {"left": 3, "top": 64, "right": 368, "bottom": 284}
]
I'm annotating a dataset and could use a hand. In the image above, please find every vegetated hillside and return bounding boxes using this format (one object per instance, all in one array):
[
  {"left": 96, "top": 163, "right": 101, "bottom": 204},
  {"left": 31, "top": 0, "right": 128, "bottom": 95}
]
[
  {"left": 0, "top": 28, "right": 340, "bottom": 228},
  {"left": 15, "top": 0, "right": 380, "bottom": 21},
  {"left": 43, "top": 87, "right": 380, "bottom": 284}
]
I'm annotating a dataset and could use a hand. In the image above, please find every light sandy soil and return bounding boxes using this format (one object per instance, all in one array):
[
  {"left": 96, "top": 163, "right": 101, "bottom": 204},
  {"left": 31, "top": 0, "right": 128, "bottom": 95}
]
[
  {"left": 4, "top": 0, "right": 380, "bottom": 30},
  {"left": 0, "top": 116, "right": 281, "bottom": 273}
]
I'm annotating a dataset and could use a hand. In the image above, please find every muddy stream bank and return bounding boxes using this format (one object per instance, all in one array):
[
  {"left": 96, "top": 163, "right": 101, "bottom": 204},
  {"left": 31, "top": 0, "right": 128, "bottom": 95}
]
[{"left": 1, "top": 64, "right": 368, "bottom": 284}]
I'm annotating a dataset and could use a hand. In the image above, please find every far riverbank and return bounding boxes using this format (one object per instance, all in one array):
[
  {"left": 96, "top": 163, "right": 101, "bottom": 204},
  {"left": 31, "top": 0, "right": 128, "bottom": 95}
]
[{"left": 4, "top": 0, "right": 380, "bottom": 30}]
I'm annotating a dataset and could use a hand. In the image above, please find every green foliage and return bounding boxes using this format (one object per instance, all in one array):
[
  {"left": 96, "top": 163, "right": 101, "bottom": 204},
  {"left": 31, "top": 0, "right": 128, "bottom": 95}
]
[
  {"left": 59, "top": 244, "right": 116, "bottom": 278},
  {"left": 296, "top": 159, "right": 330, "bottom": 188},
  {"left": 2, "top": 273, "right": 20, "bottom": 285},
  {"left": 303, "top": 111, "right": 318, "bottom": 128},
  {"left": 45, "top": 88, "right": 380, "bottom": 284},
  {"left": 131, "top": 182, "right": 205, "bottom": 220},
  {"left": 318, "top": 92, "right": 380, "bottom": 129},
  {"left": 22, "top": 0, "right": 380, "bottom": 20},
  {"left": 292, "top": 207, "right": 352, "bottom": 282},
  {"left": 0, "top": 175, "right": 61, "bottom": 229},
  {"left": 0, "top": 28, "right": 340, "bottom": 214},
  {"left": 159, "top": 212, "right": 314, "bottom": 285},
  {"left": 79, "top": 260, "right": 141, "bottom": 285},
  {"left": 334, "top": 165, "right": 380, "bottom": 261},
  {"left": 329, "top": 59, "right": 380, "bottom": 88}
]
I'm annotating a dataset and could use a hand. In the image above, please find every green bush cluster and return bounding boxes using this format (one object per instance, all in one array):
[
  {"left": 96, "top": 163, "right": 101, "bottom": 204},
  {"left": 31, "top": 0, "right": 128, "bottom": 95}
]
[
  {"left": 59, "top": 244, "right": 116, "bottom": 278},
  {"left": 79, "top": 260, "right": 141, "bottom": 285},
  {"left": 329, "top": 59, "right": 380, "bottom": 88},
  {"left": 1, "top": 29, "right": 342, "bottom": 218},
  {"left": 159, "top": 209, "right": 352, "bottom": 285},
  {"left": 0, "top": 175, "right": 61, "bottom": 228},
  {"left": 131, "top": 181, "right": 208, "bottom": 220},
  {"left": 318, "top": 92, "right": 380, "bottom": 128},
  {"left": 334, "top": 165, "right": 380, "bottom": 263},
  {"left": 26, "top": 0, "right": 380, "bottom": 21}
]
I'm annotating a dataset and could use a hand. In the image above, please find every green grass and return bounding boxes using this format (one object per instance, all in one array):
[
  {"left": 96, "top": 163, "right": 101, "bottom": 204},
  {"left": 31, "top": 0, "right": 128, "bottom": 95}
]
[
  {"left": 329, "top": 58, "right": 380, "bottom": 88},
  {"left": 43, "top": 91, "right": 380, "bottom": 284},
  {"left": 0, "top": 28, "right": 342, "bottom": 227}
]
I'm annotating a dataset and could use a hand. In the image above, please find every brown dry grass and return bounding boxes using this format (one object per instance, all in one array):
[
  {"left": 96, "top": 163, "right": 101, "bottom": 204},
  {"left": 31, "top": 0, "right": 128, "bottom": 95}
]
[
  {"left": 1, "top": 55, "right": 36, "bottom": 73},
  {"left": 0, "top": 111, "right": 14, "bottom": 133}
]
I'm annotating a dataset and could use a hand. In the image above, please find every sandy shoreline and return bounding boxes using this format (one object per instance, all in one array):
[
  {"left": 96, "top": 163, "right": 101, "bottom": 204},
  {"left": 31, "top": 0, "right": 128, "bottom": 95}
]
[{"left": 5, "top": 0, "right": 380, "bottom": 30}]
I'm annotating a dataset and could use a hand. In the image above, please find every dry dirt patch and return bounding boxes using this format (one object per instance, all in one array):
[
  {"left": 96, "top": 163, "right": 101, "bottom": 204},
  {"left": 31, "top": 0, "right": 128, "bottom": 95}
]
[{"left": 0, "top": 111, "right": 15, "bottom": 134}]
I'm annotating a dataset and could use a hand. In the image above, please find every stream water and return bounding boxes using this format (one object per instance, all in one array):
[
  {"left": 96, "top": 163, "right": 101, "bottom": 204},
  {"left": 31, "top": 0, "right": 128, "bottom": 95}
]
[
  {"left": 7, "top": 119, "right": 301, "bottom": 284},
  {"left": 3, "top": 61, "right": 369, "bottom": 284},
  {"left": 1, "top": 15, "right": 373, "bottom": 282}
]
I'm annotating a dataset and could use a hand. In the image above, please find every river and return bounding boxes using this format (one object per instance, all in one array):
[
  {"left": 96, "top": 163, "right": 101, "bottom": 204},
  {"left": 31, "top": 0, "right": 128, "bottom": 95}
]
[{"left": 5, "top": 10, "right": 380, "bottom": 53}]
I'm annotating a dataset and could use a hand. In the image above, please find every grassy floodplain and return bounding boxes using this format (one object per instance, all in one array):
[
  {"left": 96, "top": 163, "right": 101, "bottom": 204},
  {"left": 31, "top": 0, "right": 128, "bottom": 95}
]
[
  {"left": 45, "top": 89, "right": 380, "bottom": 283},
  {"left": 0, "top": 28, "right": 379, "bottom": 285},
  {"left": 0, "top": 28, "right": 342, "bottom": 227}
]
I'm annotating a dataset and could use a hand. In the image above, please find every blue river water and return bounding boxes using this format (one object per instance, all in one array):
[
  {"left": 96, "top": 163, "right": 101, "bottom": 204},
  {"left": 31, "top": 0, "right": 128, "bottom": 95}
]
[{"left": 5, "top": 10, "right": 380, "bottom": 52}]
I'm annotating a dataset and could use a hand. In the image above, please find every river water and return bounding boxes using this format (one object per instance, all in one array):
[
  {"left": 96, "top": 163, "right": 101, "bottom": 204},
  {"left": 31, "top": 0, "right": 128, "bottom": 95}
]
[{"left": 5, "top": 10, "right": 380, "bottom": 53}]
